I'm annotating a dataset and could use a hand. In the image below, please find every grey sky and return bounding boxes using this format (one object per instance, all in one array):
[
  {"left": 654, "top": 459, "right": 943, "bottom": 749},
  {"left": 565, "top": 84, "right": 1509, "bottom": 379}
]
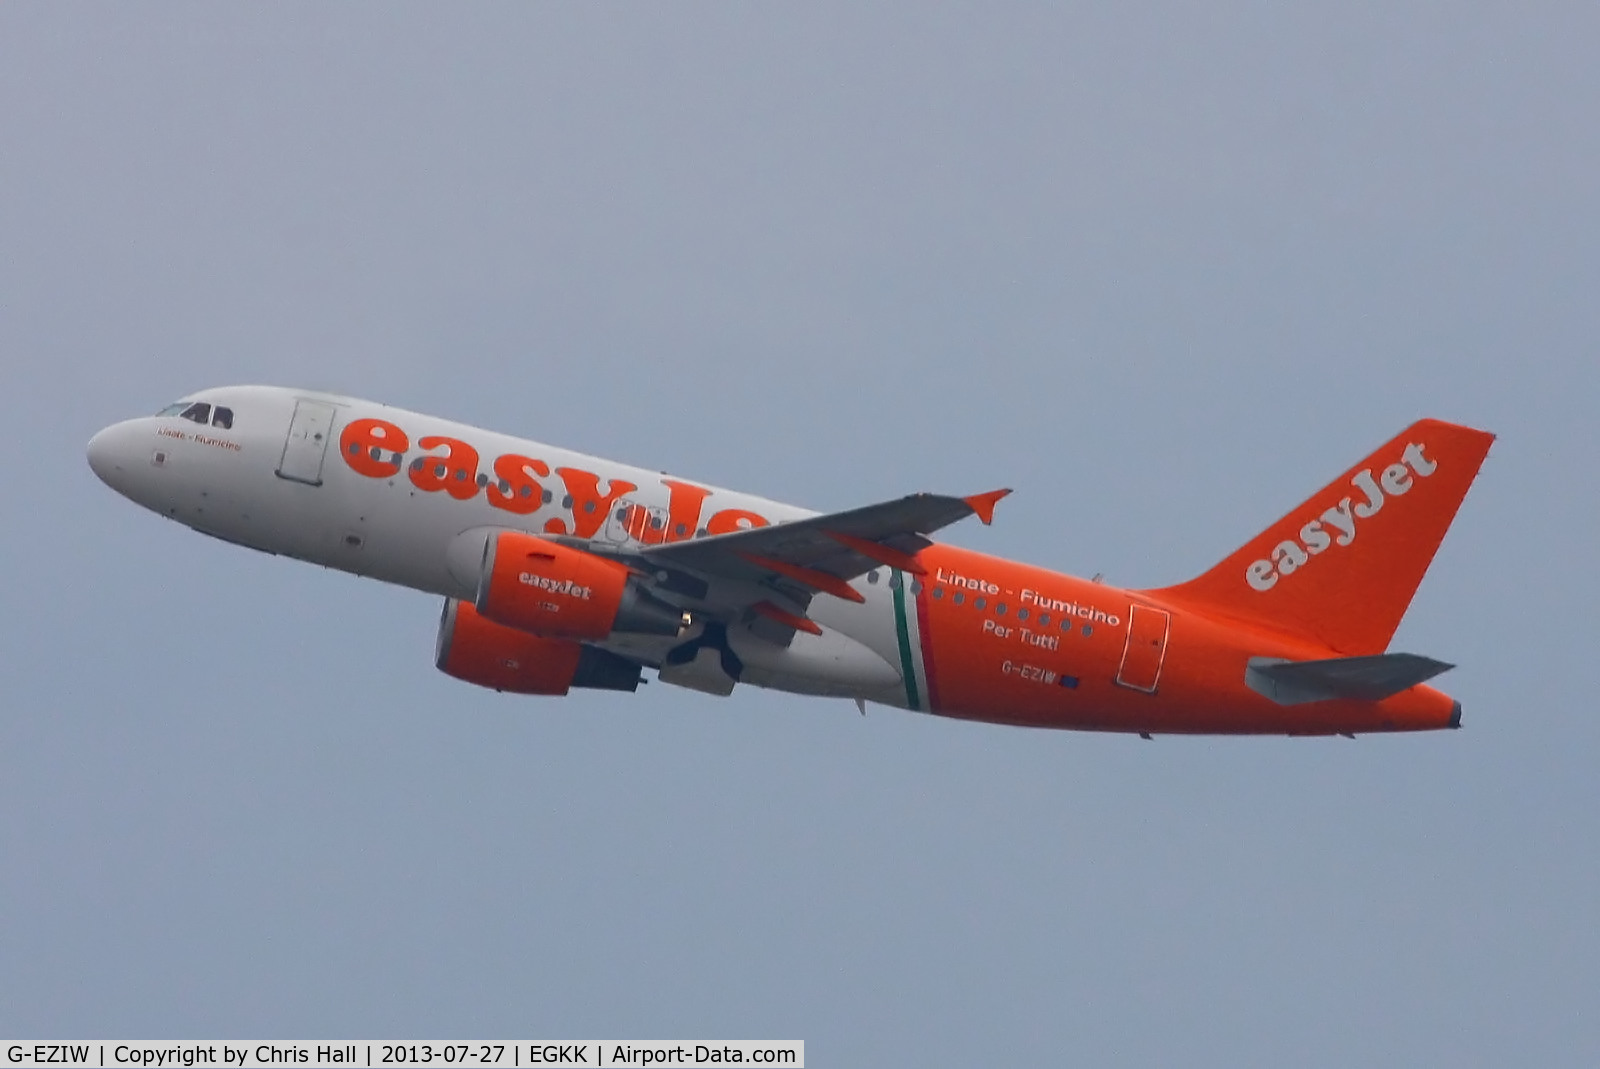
[{"left": 3, "top": 5, "right": 1596, "bottom": 1065}]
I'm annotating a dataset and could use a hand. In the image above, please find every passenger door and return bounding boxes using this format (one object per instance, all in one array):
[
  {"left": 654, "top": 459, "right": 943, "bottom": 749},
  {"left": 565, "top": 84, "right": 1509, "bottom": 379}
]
[{"left": 275, "top": 399, "right": 339, "bottom": 486}]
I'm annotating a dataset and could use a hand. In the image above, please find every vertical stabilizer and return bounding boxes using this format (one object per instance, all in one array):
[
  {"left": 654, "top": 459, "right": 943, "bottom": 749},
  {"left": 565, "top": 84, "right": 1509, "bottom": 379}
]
[{"left": 1149, "top": 419, "right": 1494, "bottom": 653}]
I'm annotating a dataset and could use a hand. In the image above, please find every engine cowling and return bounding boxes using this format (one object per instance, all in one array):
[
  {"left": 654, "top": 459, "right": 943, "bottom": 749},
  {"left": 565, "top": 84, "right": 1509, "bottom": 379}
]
[
  {"left": 436, "top": 599, "right": 642, "bottom": 695},
  {"left": 475, "top": 531, "right": 687, "bottom": 640}
]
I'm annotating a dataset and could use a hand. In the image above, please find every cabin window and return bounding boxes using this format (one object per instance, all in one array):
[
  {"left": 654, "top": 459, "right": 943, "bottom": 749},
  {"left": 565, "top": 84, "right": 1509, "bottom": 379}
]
[
  {"left": 974, "top": 597, "right": 986, "bottom": 610},
  {"left": 867, "top": 570, "right": 879, "bottom": 584},
  {"left": 910, "top": 580, "right": 923, "bottom": 595},
  {"left": 953, "top": 591, "right": 965, "bottom": 605},
  {"left": 1081, "top": 624, "right": 1094, "bottom": 636},
  {"left": 1016, "top": 608, "right": 1029, "bottom": 621},
  {"left": 932, "top": 587, "right": 943, "bottom": 599},
  {"left": 995, "top": 603, "right": 1007, "bottom": 616},
  {"left": 1038, "top": 613, "right": 1050, "bottom": 626}
]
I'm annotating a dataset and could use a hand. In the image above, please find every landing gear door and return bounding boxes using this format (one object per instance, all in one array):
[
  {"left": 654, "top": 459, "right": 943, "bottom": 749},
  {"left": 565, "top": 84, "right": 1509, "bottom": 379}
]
[
  {"left": 1115, "top": 604, "right": 1171, "bottom": 693},
  {"left": 276, "top": 399, "right": 339, "bottom": 486}
]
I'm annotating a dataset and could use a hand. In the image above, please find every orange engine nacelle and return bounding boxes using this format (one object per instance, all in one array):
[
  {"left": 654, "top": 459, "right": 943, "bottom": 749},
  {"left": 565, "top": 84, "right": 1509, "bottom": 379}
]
[
  {"left": 475, "top": 531, "right": 687, "bottom": 641},
  {"left": 436, "top": 599, "right": 643, "bottom": 695}
]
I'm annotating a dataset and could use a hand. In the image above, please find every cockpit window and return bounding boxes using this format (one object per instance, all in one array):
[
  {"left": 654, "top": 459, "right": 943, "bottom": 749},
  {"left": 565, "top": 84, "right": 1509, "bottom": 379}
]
[{"left": 156, "top": 400, "right": 234, "bottom": 428}]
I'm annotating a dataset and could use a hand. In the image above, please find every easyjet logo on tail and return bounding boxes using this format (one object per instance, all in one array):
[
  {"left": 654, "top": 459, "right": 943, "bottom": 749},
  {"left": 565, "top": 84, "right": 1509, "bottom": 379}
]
[{"left": 1246, "top": 442, "right": 1437, "bottom": 592}]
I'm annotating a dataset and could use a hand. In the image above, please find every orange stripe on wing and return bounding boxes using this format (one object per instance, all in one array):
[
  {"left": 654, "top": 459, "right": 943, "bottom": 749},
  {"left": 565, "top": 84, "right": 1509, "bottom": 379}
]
[
  {"left": 824, "top": 530, "right": 928, "bottom": 575},
  {"left": 751, "top": 600, "right": 823, "bottom": 635},
  {"left": 738, "top": 553, "right": 866, "bottom": 603}
]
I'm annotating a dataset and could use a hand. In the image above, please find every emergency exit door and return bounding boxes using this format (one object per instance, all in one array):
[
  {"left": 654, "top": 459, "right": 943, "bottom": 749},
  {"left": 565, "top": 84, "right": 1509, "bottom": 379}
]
[
  {"left": 1115, "top": 604, "right": 1171, "bottom": 693},
  {"left": 275, "top": 399, "right": 339, "bottom": 486}
]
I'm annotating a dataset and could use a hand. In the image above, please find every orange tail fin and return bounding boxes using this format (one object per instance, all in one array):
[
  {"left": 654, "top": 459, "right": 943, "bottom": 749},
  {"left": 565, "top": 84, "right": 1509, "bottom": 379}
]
[{"left": 1149, "top": 419, "right": 1494, "bottom": 654}]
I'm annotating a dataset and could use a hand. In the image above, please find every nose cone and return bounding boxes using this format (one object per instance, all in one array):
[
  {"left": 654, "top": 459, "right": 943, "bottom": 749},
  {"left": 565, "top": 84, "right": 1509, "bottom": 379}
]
[
  {"left": 87, "top": 426, "right": 115, "bottom": 483},
  {"left": 87, "top": 420, "right": 141, "bottom": 493}
]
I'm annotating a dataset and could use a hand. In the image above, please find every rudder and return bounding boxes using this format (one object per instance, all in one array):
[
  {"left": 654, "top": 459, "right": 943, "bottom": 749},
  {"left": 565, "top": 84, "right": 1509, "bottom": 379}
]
[{"left": 1149, "top": 419, "right": 1494, "bottom": 654}]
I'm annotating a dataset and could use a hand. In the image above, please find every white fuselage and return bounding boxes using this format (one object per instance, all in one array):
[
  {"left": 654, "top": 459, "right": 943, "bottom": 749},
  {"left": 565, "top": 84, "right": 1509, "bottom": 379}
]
[{"left": 87, "top": 385, "right": 914, "bottom": 706}]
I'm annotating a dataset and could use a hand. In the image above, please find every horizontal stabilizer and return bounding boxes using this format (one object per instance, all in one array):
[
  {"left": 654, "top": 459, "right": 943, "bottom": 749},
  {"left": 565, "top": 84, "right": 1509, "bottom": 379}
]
[{"left": 1245, "top": 652, "right": 1454, "bottom": 706}]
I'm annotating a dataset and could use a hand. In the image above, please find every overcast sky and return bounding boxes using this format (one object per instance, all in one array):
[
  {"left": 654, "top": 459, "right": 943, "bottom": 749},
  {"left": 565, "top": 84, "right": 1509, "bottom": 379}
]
[{"left": 3, "top": 5, "right": 1597, "bottom": 1065}]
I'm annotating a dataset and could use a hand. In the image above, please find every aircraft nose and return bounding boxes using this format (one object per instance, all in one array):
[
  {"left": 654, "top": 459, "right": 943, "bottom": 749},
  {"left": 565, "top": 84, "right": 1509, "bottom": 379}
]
[{"left": 87, "top": 420, "right": 139, "bottom": 490}]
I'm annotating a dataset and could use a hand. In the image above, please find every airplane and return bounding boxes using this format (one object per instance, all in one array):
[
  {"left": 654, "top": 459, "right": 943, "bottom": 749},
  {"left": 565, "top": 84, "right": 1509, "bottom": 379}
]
[{"left": 87, "top": 386, "right": 1494, "bottom": 736}]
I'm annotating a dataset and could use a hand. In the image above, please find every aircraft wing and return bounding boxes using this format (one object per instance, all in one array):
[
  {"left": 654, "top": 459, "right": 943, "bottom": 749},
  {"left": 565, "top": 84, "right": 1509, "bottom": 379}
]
[
  {"left": 646, "top": 488, "right": 1007, "bottom": 580},
  {"left": 622, "top": 488, "right": 1009, "bottom": 638}
]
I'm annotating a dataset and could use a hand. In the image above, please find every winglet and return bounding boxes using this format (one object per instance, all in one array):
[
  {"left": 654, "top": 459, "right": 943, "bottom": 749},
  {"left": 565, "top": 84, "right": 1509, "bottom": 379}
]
[{"left": 963, "top": 488, "right": 1012, "bottom": 526}]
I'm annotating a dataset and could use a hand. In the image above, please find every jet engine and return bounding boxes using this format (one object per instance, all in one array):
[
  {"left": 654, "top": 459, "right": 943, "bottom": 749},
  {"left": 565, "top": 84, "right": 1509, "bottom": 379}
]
[
  {"left": 436, "top": 599, "right": 643, "bottom": 694},
  {"left": 475, "top": 531, "right": 687, "bottom": 641}
]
